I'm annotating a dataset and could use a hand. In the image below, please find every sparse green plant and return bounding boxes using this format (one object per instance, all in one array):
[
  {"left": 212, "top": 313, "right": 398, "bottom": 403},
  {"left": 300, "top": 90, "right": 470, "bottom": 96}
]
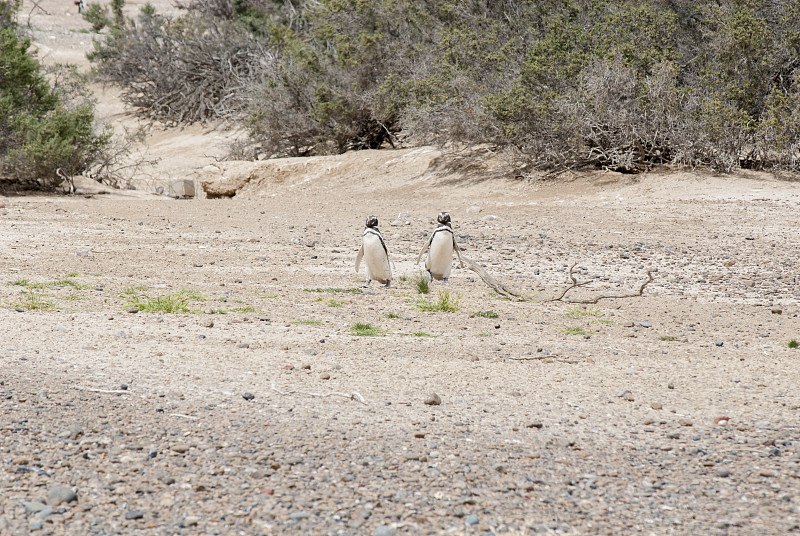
[
  {"left": 122, "top": 287, "right": 205, "bottom": 313},
  {"left": 476, "top": 332, "right": 492, "bottom": 337},
  {"left": 413, "top": 272, "right": 430, "bottom": 295},
  {"left": 565, "top": 306, "right": 603, "bottom": 319},
  {"left": 559, "top": 326, "right": 593, "bottom": 336},
  {"left": 291, "top": 319, "right": 323, "bottom": 325},
  {"left": 351, "top": 322, "right": 385, "bottom": 336},
  {"left": 659, "top": 335, "right": 678, "bottom": 341},
  {"left": 415, "top": 290, "right": 460, "bottom": 313},
  {"left": 11, "top": 278, "right": 88, "bottom": 290},
  {"left": 475, "top": 310, "right": 498, "bottom": 318},
  {"left": 789, "top": 340, "right": 799, "bottom": 349},
  {"left": 326, "top": 299, "right": 346, "bottom": 307},
  {"left": 413, "top": 331, "right": 437, "bottom": 337},
  {"left": 304, "top": 288, "right": 362, "bottom": 294},
  {"left": 385, "top": 312, "right": 401, "bottom": 319},
  {"left": 14, "top": 291, "right": 55, "bottom": 310}
]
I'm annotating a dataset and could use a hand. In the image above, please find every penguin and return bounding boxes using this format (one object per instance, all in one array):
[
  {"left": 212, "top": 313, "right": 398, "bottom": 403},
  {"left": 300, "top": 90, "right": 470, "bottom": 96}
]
[
  {"left": 416, "top": 212, "right": 464, "bottom": 283},
  {"left": 355, "top": 216, "right": 392, "bottom": 288}
]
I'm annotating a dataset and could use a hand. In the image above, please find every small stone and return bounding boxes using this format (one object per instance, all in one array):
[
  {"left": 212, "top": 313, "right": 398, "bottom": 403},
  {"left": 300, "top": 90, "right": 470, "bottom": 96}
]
[
  {"left": 289, "top": 511, "right": 310, "bottom": 521},
  {"left": 281, "top": 363, "right": 295, "bottom": 371},
  {"left": 668, "top": 382, "right": 675, "bottom": 389},
  {"left": 25, "top": 501, "right": 48, "bottom": 514},
  {"left": 526, "top": 422, "right": 544, "bottom": 429},
  {"left": 76, "top": 250, "right": 90, "bottom": 257},
  {"left": 29, "top": 521, "right": 43, "bottom": 531},
  {"left": 170, "top": 444, "right": 189, "bottom": 454},
  {"left": 125, "top": 510, "right": 145, "bottom": 520},
  {"left": 13, "top": 456, "right": 30, "bottom": 465},
  {"left": 126, "top": 306, "right": 139, "bottom": 314},
  {"left": 639, "top": 321, "right": 652, "bottom": 328},
  {"left": 650, "top": 402, "right": 663, "bottom": 410},
  {"left": 304, "top": 349, "right": 317, "bottom": 356},
  {"left": 771, "top": 308, "right": 782, "bottom": 315},
  {"left": 716, "top": 468, "right": 732, "bottom": 478},
  {"left": 203, "top": 320, "right": 214, "bottom": 328},
  {"left": 47, "top": 486, "right": 77, "bottom": 506},
  {"left": 242, "top": 392, "right": 255, "bottom": 401},
  {"left": 183, "top": 516, "right": 200, "bottom": 527},
  {"left": 466, "top": 206, "right": 482, "bottom": 214},
  {"left": 237, "top": 342, "right": 250, "bottom": 348},
  {"left": 423, "top": 392, "right": 442, "bottom": 406},
  {"left": 714, "top": 416, "right": 730, "bottom": 426},
  {"left": 715, "top": 340, "right": 724, "bottom": 347},
  {"left": 301, "top": 363, "right": 311, "bottom": 370},
  {"left": 320, "top": 373, "right": 331, "bottom": 380},
  {"left": 617, "top": 390, "right": 634, "bottom": 401},
  {"left": 465, "top": 514, "right": 480, "bottom": 525},
  {"left": 374, "top": 526, "right": 395, "bottom": 536},
  {"left": 623, "top": 321, "right": 635, "bottom": 328},
  {"left": 34, "top": 507, "right": 55, "bottom": 520}
]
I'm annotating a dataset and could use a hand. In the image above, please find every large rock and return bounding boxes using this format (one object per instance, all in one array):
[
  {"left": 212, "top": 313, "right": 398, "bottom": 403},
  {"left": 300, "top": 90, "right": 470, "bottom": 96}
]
[{"left": 168, "top": 179, "right": 195, "bottom": 198}]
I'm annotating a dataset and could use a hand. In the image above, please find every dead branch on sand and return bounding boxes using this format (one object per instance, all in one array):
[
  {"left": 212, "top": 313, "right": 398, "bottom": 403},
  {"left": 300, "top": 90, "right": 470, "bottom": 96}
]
[
  {"left": 73, "top": 386, "right": 130, "bottom": 394},
  {"left": 549, "top": 263, "right": 655, "bottom": 304},
  {"left": 459, "top": 255, "right": 525, "bottom": 301},
  {"left": 270, "top": 382, "right": 366, "bottom": 405}
]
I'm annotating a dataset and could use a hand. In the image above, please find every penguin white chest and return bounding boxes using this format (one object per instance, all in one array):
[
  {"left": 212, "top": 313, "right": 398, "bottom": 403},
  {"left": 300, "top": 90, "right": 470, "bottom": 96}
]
[
  {"left": 426, "top": 231, "right": 454, "bottom": 280},
  {"left": 362, "top": 233, "right": 391, "bottom": 283}
]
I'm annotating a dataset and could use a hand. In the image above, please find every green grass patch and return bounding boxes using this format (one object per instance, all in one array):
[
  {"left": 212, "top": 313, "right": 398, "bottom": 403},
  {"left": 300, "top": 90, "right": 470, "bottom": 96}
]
[
  {"left": 385, "top": 312, "right": 402, "bottom": 319},
  {"left": 559, "top": 325, "right": 594, "bottom": 336},
  {"left": 211, "top": 306, "right": 258, "bottom": 314},
  {"left": 122, "top": 287, "right": 206, "bottom": 314},
  {"left": 565, "top": 306, "right": 603, "bottom": 319},
  {"left": 659, "top": 335, "right": 678, "bottom": 341},
  {"left": 11, "top": 277, "right": 88, "bottom": 290},
  {"left": 350, "top": 322, "right": 386, "bottom": 336},
  {"left": 415, "top": 290, "right": 460, "bottom": 312},
  {"left": 789, "top": 340, "right": 799, "bottom": 349},
  {"left": 291, "top": 319, "right": 323, "bottom": 325},
  {"left": 304, "top": 287, "right": 362, "bottom": 294},
  {"left": 326, "top": 299, "right": 347, "bottom": 307},
  {"left": 412, "top": 272, "right": 430, "bottom": 295},
  {"left": 474, "top": 310, "right": 498, "bottom": 318},
  {"left": 413, "top": 331, "right": 437, "bottom": 337},
  {"left": 476, "top": 332, "right": 492, "bottom": 337},
  {"left": 14, "top": 291, "right": 56, "bottom": 310}
]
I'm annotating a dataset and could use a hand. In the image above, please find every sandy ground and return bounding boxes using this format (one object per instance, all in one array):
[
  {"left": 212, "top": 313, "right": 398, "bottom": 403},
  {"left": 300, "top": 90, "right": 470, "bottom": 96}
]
[{"left": 2, "top": 2, "right": 800, "bottom": 535}]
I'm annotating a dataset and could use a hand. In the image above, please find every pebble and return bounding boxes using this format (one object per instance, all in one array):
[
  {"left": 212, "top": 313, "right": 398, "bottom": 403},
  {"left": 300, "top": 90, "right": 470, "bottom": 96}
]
[
  {"left": 203, "top": 319, "right": 214, "bottom": 328},
  {"left": 650, "top": 402, "right": 663, "bottom": 410},
  {"left": 125, "top": 510, "right": 145, "bottom": 520},
  {"left": 59, "top": 423, "right": 84, "bottom": 440},
  {"left": 639, "top": 321, "right": 652, "bottom": 328},
  {"left": 374, "top": 525, "right": 395, "bottom": 536},
  {"left": 242, "top": 392, "right": 255, "bottom": 401},
  {"left": 171, "top": 444, "right": 189, "bottom": 454},
  {"left": 465, "top": 514, "right": 480, "bottom": 525},
  {"left": 126, "top": 306, "right": 139, "bottom": 313},
  {"left": 715, "top": 340, "right": 724, "bottom": 347},
  {"left": 237, "top": 342, "right": 250, "bottom": 348},
  {"left": 25, "top": 501, "right": 48, "bottom": 514},
  {"left": 182, "top": 516, "right": 200, "bottom": 527},
  {"left": 320, "top": 373, "right": 331, "bottom": 380},
  {"left": 289, "top": 511, "right": 310, "bottom": 520},
  {"left": 423, "top": 392, "right": 442, "bottom": 406},
  {"left": 47, "top": 486, "right": 77, "bottom": 506},
  {"left": 716, "top": 468, "right": 732, "bottom": 478}
]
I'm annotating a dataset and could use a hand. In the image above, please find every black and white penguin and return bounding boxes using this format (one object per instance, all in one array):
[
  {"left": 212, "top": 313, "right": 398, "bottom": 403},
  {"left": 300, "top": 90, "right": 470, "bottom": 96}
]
[
  {"left": 416, "top": 212, "right": 463, "bottom": 283},
  {"left": 355, "top": 216, "right": 392, "bottom": 288}
]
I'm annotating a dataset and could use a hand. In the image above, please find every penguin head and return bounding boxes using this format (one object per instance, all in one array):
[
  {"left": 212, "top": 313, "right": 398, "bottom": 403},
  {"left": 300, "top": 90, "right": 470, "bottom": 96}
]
[
  {"left": 437, "top": 212, "right": 451, "bottom": 226},
  {"left": 365, "top": 215, "right": 379, "bottom": 228}
]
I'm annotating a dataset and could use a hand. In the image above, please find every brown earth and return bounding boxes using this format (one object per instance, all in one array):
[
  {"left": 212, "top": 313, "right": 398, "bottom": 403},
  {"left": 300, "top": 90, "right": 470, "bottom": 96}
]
[{"left": 2, "top": 2, "right": 800, "bottom": 535}]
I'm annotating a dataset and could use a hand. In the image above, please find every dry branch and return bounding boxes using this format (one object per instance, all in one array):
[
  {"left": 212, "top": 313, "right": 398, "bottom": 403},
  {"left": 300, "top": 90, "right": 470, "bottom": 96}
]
[
  {"left": 459, "top": 255, "right": 525, "bottom": 301},
  {"left": 73, "top": 386, "right": 129, "bottom": 394},
  {"left": 270, "top": 382, "right": 366, "bottom": 405},
  {"left": 549, "top": 263, "right": 655, "bottom": 304}
]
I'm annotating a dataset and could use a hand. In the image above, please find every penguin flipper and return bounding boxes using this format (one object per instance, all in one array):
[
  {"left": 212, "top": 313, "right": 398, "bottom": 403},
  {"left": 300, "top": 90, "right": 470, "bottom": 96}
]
[
  {"left": 355, "top": 245, "right": 364, "bottom": 273},
  {"left": 416, "top": 233, "right": 434, "bottom": 265}
]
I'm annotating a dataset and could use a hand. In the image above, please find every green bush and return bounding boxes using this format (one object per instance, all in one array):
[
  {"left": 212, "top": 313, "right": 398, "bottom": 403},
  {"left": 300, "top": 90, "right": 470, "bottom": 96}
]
[{"left": 0, "top": 7, "right": 109, "bottom": 190}]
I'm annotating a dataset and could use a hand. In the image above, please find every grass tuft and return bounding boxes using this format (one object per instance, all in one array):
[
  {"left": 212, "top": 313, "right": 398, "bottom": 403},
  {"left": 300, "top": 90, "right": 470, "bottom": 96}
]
[
  {"left": 14, "top": 291, "right": 56, "bottom": 310},
  {"left": 304, "top": 287, "right": 362, "bottom": 294},
  {"left": 565, "top": 306, "right": 603, "bottom": 319},
  {"left": 659, "top": 335, "right": 678, "bottom": 341},
  {"left": 474, "top": 310, "right": 498, "bottom": 318},
  {"left": 351, "top": 322, "right": 385, "bottom": 336},
  {"left": 789, "top": 340, "right": 799, "bottom": 349},
  {"left": 415, "top": 290, "right": 460, "bottom": 312},
  {"left": 385, "top": 312, "right": 402, "bottom": 319},
  {"left": 559, "top": 325, "right": 593, "bottom": 336},
  {"left": 291, "top": 319, "right": 323, "bottom": 325},
  {"left": 412, "top": 272, "right": 430, "bottom": 295},
  {"left": 122, "top": 287, "right": 206, "bottom": 313}
]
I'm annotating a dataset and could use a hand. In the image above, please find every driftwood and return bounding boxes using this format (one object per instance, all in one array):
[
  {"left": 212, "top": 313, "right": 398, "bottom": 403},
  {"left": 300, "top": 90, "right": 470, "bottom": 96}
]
[
  {"left": 549, "top": 263, "right": 655, "bottom": 304},
  {"left": 459, "top": 255, "right": 525, "bottom": 301}
]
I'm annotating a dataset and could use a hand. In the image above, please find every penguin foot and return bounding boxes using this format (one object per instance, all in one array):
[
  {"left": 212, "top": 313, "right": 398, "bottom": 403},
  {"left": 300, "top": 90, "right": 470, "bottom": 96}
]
[
  {"left": 363, "top": 280, "right": 371, "bottom": 288},
  {"left": 384, "top": 281, "right": 391, "bottom": 288},
  {"left": 443, "top": 278, "right": 450, "bottom": 285},
  {"left": 427, "top": 270, "right": 434, "bottom": 282}
]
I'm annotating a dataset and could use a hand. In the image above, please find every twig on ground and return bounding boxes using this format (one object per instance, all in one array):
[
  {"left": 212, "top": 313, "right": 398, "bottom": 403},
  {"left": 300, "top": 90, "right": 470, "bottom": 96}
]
[
  {"left": 459, "top": 255, "right": 525, "bottom": 301},
  {"left": 549, "top": 263, "right": 655, "bottom": 303},
  {"left": 170, "top": 413, "right": 199, "bottom": 420},
  {"left": 73, "top": 386, "right": 129, "bottom": 394},
  {"left": 270, "top": 382, "right": 366, "bottom": 404}
]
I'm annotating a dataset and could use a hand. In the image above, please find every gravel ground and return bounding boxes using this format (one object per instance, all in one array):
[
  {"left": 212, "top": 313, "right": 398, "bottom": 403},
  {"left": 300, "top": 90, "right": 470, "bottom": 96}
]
[{"left": 2, "top": 163, "right": 800, "bottom": 536}]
